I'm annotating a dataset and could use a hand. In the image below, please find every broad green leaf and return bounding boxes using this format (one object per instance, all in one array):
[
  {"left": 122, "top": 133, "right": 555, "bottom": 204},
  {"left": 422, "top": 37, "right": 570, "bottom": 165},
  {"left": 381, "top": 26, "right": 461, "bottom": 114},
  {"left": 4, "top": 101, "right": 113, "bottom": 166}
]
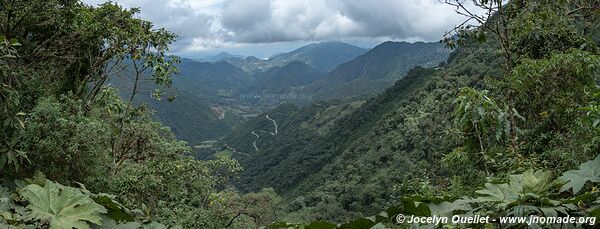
[
  {"left": 0, "top": 185, "right": 10, "bottom": 213},
  {"left": 91, "top": 194, "right": 134, "bottom": 222},
  {"left": 558, "top": 155, "right": 600, "bottom": 194},
  {"left": 428, "top": 198, "right": 472, "bottom": 218},
  {"left": 476, "top": 169, "right": 553, "bottom": 209},
  {"left": 0, "top": 185, "right": 8, "bottom": 199},
  {"left": 20, "top": 180, "right": 107, "bottom": 229},
  {"left": 475, "top": 183, "right": 520, "bottom": 208},
  {"left": 510, "top": 170, "right": 553, "bottom": 195},
  {"left": 401, "top": 197, "right": 431, "bottom": 216}
]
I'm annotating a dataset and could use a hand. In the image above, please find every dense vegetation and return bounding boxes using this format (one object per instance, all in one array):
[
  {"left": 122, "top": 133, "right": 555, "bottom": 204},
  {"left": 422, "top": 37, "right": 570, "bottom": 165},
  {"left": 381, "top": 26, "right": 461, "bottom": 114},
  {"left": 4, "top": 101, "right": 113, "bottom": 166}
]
[
  {"left": 2, "top": 0, "right": 600, "bottom": 228},
  {"left": 130, "top": 41, "right": 446, "bottom": 144},
  {"left": 0, "top": 1, "right": 279, "bottom": 228},
  {"left": 266, "top": 41, "right": 368, "bottom": 73},
  {"left": 113, "top": 58, "right": 251, "bottom": 145},
  {"left": 301, "top": 41, "right": 448, "bottom": 100},
  {"left": 221, "top": 0, "right": 600, "bottom": 227}
]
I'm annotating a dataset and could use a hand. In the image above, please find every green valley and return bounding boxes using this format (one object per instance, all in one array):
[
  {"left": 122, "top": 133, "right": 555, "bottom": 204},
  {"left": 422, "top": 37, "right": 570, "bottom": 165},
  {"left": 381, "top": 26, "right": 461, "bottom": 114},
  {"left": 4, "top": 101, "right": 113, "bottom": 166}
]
[{"left": 2, "top": 0, "right": 600, "bottom": 229}]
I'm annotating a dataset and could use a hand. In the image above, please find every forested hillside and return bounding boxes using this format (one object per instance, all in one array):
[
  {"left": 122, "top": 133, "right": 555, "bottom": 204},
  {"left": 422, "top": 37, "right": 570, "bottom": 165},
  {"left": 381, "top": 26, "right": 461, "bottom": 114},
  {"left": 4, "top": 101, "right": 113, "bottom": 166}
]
[
  {"left": 111, "top": 58, "right": 253, "bottom": 144},
  {"left": 207, "top": 42, "right": 367, "bottom": 74},
  {"left": 302, "top": 41, "right": 448, "bottom": 100},
  {"left": 0, "top": 1, "right": 280, "bottom": 228},
  {"left": 222, "top": 67, "right": 434, "bottom": 194},
  {"left": 266, "top": 41, "right": 368, "bottom": 73},
  {"left": 2, "top": 0, "right": 600, "bottom": 229},
  {"left": 132, "top": 41, "right": 445, "bottom": 144},
  {"left": 222, "top": 0, "right": 600, "bottom": 226}
]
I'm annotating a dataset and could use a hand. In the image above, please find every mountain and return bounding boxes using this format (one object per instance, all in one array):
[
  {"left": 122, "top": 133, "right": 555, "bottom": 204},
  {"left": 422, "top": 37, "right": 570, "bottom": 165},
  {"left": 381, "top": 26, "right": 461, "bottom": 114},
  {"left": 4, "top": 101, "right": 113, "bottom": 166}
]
[
  {"left": 219, "top": 66, "right": 436, "bottom": 193},
  {"left": 267, "top": 41, "right": 368, "bottom": 72},
  {"left": 111, "top": 58, "right": 254, "bottom": 145},
  {"left": 175, "top": 58, "right": 252, "bottom": 91},
  {"left": 216, "top": 42, "right": 368, "bottom": 74},
  {"left": 139, "top": 90, "right": 245, "bottom": 145},
  {"left": 218, "top": 39, "right": 499, "bottom": 221},
  {"left": 303, "top": 41, "right": 448, "bottom": 100},
  {"left": 247, "top": 61, "right": 323, "bottom": 94},
  {"left": 225, "top": 56, "right": 271, "bottom": 73},
  {"left": 197, "top": 52, "right": 244, "bottom": 62},
  {"left": 120, "top": 41, "right": 447, "bottom": 145}
]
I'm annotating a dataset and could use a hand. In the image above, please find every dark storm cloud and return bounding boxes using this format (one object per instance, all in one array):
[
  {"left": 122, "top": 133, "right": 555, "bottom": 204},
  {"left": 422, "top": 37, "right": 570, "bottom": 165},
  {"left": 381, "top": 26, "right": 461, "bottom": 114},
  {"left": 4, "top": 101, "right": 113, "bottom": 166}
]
[
  {"left": 217, "top": 0, "right": 466, "bottom": 43},
  {"left": 83, "top": 0, "right": 475, "bottom": 53}
]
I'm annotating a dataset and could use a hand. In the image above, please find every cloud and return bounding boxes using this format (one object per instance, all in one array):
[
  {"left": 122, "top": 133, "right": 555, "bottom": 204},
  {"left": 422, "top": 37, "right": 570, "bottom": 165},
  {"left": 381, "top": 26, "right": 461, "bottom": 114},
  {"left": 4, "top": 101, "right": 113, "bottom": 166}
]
[
  {"left": 83, "top": 0, "right": 475, "bottom": 53},
  {"left": 83, "top": 0, "right": 227, "bottom": 52},
  {"left": 218, "top": 0, "right": 470, "bottom": 43}
]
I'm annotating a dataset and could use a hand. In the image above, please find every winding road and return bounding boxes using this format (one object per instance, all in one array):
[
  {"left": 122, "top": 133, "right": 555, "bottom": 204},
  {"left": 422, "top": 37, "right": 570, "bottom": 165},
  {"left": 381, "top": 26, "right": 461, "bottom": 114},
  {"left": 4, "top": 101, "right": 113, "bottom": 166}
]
[
  {"left": 224, "top": 115, "right": 278, "bottom": 154},
  {"left": 251, "top": 131, "right": 260, "bottom": 152},
  {"left": 225, "top": 144, "right": 249, "bottom": 156},
  {"left": 266, "top": 115, "right": 278, "bottom": 135}
]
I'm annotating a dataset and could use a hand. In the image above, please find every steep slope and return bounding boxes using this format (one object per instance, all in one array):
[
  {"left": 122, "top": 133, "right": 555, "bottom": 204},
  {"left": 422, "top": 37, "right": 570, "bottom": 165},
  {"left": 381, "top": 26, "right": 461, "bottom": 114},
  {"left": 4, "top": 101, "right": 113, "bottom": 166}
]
[
  {"left": 121, "top": 41, "right": 446, "bottom": 145},
  {"left": 220, "top": 98, "right": 367, "bottom": 192},
  {"left": 267, "top": 41, "right": 368, "bottom": 72},
  {"left": 290, "top": 44, "right": 502, "bottom": 221},
  {"left": 196, "top": 52, "right": 244, "bottom": 62},
  {"left": 141, "top": 90, "right": 244, "bottom": 145},
  {"left": 175, "top": 58, "right": 253, "bottom": 92},
  {"left": 225, "top": 56, "right": 270, "bottom": 73},
  {"left": 239, "top": 61, "right": 324, "bottom": 107},
  {"left": 250, "top": 61, "right": 323, "bottom": 92},
  {"left": 303, "top": 41, "right": 448, "bottom": 100},
  {"left": 112, "top": 58, "right": 253, "bottom": 145},
  {"left": 222, "top": 39, "right": 502, "bottom": 222}
]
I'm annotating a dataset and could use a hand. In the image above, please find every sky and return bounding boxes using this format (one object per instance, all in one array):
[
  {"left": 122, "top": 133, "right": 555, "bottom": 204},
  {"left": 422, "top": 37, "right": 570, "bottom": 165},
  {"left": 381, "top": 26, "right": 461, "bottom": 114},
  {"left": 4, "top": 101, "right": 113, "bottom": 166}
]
[{"left": 82, "top": 0, "right": 475, "bottom": 58}]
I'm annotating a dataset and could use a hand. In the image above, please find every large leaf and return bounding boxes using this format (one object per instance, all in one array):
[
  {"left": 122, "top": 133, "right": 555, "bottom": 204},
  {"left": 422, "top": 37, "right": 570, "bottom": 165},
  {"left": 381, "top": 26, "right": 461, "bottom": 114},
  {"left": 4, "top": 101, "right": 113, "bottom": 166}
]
[
  {"left": 428, "top": 198, "right": 472, "bottom": 218},
  {"left": 401, "top": 196, "right": 432, "bottom": 216},
  {"left": 510, "top": 170, "right": 553, "bottom": 195},
  {"left": 75, "top": 182, "right": 134, "bottom": 222},
  {"left": 475, "top": 169, "right": 554, "bottom": 209},
  {"left": 558, "top": 155, "right": 600, "bottom": 194},
  {"left": 91, "top": 194, "right": 134, "bottom": 222},
  {"left": 20, "top": 180, "right": 107, "bottom": 229},
  {"left": 475, "top": 182, "right": 520, "bottom": 208}
]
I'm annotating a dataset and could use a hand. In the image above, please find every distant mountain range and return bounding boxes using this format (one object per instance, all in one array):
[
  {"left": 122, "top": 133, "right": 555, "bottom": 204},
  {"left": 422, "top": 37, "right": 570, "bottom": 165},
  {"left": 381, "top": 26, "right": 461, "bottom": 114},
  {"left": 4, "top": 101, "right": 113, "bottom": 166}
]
[
  {"left": 117, "top": 41, "right": 449, "bottom": 144},
  {"left": 246, "top": 61, "right": 323, "bottom": 94},
  {"left": 216, "top": 67, "right": 429, "bottom": 192},
  {"left": 199, "top": 41, "right": 368, "bottom": 73},
  {"left": 267, "top": 41, "right": 368, "bottom": 72},
  {"left": 302, "top": 41, "right": 448, "bottom": 99},
  {"left": 195, "top": 52, "right": 244, "bottom": 62}
]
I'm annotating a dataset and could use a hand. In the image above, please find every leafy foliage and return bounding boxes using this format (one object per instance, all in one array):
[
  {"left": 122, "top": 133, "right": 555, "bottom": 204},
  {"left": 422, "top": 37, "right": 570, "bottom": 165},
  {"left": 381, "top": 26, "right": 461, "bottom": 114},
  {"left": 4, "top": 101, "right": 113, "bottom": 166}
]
[
  {"left": 269, "top": 156, "right": 600, "bottom": 228},
  {"left": 0, "top": 1, "right": 281, "bottom": 228},
  {"left": 559, "top": 155, "right": 600, "bottom": 194},
  {"left": 20, "top": 180, "right": 107, "bottom": 229},
  {"left": 302, "top": 41, "right": 448, "bottom": 100},
  {"left": 222, "top": 0, "right": 600, "bottom": 226},
  {"left": 1, "top": 178, "right": 178, "bottom": 229},
  {"left": 2, "top": 0, "right": 600, "bottom": 228}
]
